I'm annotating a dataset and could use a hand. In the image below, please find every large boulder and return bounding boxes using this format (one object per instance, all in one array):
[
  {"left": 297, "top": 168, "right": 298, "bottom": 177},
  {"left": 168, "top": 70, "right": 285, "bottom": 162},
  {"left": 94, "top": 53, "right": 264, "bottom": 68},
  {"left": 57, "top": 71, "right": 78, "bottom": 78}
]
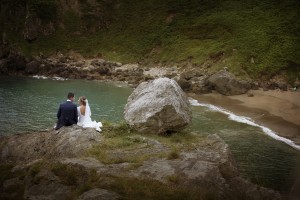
[
  {"left": 124, "top": 77, "right": 192, "bottom": 134},
  {"left": 208, "top": 70, "right": 251, "bottom": 95}
]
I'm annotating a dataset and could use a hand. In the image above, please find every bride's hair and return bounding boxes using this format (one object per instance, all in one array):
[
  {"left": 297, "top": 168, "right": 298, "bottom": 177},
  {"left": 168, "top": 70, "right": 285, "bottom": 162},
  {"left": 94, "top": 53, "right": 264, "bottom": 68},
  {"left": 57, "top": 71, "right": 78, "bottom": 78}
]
[{"left": 78, "top": 96, "right": 87, "bottom": 106}]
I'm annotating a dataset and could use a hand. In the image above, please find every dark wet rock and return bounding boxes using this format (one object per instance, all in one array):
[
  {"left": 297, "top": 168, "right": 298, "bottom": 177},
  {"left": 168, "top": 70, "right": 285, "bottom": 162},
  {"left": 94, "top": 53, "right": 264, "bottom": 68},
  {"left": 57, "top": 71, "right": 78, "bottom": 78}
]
[
  {"left": 176, "top": 78, "right": 192, "bottom": 91},
  {"left": 25, "top": 60, "right": 40, "bottom": 75},
  {"left": 208, "top": 70, "right": 251, "bottom": 95},
  {"left": 7, "top": 52, "right": 27, "bottom": 71},
  {"left": 124, "top": 78, "right": 192, "bottom": 134}
]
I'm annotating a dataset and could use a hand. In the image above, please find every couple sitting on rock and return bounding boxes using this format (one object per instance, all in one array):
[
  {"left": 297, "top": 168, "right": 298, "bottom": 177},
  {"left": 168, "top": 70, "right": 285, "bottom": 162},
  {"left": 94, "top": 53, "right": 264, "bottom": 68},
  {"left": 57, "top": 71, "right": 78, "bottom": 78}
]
[{"left": 55, "top": 92, "right": 102, "bottom": 132}]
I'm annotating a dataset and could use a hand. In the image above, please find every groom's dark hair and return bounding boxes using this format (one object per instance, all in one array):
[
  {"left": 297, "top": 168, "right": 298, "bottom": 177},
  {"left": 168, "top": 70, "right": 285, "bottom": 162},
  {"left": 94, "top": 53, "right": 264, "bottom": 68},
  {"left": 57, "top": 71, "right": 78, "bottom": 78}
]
[{"left": 67, "top": 92, "right": 75, "bottom": 99}]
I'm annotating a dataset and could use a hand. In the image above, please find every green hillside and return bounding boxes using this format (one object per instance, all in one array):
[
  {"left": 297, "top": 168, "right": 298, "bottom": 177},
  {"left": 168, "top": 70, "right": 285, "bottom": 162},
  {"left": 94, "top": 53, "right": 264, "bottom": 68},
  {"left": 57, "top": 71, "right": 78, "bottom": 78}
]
[{"left": 1, "top": 0, "right": 300, "bottom": 81}]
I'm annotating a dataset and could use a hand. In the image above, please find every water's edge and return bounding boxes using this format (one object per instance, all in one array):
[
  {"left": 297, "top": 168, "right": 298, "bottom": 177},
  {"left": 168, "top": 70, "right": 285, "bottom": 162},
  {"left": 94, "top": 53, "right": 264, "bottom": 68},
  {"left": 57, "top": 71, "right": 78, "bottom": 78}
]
[{"left": 189, "top": 98, "right": 300, "bottom": 151}]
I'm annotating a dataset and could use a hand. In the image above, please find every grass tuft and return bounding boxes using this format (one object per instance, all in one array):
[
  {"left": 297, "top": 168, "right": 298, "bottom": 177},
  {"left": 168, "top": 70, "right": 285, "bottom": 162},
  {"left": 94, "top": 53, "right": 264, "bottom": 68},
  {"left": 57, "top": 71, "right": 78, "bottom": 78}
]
[{"left": 167, "top": 148, "right": 180, "bottom": 160}]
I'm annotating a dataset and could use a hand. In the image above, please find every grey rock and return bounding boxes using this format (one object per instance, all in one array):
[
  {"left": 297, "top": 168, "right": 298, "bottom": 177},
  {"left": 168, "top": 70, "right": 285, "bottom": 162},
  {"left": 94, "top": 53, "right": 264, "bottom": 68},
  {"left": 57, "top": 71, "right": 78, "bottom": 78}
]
[
  {"left": 25, "top": 60, "right": 40, "bottom": 74},
  {"left": 131, "top": 134, "right": 237, "bottom": 194},
  {"left": 24, "top": 182, "right": 72, "bottom": 200},
  {"left": 23, "top": 168, "right": 72, "bottom": 200},
  {"left": 191, "top": 75, "right": 212, "bottom": 94},
  {"left": 77, "top": 188, "right": 120, "bottom": 200},
  {"left": 180, "top": 70, "right": 195, "bottom": 80},
  {"left": 208, "top": 70, "right": 251, "bottom": 95},
  {"left": 0, "top": 128, "right": 282, "bottom": 200},
  {"left": 3, "top": 177, "right": 24, "bottom": 190},
  {"left": 277, "top": 82, "right": 288, "bottom": 91},
  {"left": 124, "top": 78, "right": 192, "bottom": 134},
  {"left": 0, "top": 126, "right": 102, "bottom": 164}
]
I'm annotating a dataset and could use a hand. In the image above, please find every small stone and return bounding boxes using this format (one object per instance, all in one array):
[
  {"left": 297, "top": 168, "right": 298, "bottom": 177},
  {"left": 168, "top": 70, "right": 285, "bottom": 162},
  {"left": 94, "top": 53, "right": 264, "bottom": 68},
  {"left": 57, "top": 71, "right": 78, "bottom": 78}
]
[{"left": 247, "top": 93, "right": 254, "bottom": 97}]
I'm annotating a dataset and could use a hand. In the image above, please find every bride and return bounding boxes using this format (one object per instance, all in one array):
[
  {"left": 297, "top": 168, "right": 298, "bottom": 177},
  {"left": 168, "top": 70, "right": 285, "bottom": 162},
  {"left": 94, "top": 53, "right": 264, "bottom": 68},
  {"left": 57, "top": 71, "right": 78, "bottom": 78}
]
[{"left": 77, "top": 96, "right": 102, "bottom": 132}]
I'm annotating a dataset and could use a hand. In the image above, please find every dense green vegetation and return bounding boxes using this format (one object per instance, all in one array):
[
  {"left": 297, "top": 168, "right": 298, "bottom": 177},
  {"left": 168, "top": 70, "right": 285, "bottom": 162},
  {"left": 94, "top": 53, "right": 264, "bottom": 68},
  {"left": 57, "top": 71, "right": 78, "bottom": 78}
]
[
  {"left": 28, "top": 0, "right": 57, "bottom": 22},
  {"left": 1, "top": 0, "right": 300, "bottom": 80}
]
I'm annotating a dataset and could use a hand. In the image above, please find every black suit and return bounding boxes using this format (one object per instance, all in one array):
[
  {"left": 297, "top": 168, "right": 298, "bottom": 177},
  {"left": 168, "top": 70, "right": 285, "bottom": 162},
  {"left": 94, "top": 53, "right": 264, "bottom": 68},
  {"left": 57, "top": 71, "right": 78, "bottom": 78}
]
[{"left": 55, "top": 100, "right": 78, "bottom": 130}]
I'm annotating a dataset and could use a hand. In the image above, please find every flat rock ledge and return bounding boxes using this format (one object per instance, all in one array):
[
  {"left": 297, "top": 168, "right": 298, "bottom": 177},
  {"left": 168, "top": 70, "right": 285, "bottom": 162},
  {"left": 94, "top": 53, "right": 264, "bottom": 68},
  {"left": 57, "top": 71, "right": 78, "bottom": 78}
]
[{"left": 0, "top": 126, "right": 282, "bottom": 200}]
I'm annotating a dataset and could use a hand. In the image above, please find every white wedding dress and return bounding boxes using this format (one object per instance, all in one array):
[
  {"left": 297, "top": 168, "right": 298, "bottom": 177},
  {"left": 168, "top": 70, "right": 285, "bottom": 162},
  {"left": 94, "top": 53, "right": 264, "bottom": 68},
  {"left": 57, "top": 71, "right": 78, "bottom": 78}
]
[{"left": 77, "top": 99, "right": 102, "bottom": 132}]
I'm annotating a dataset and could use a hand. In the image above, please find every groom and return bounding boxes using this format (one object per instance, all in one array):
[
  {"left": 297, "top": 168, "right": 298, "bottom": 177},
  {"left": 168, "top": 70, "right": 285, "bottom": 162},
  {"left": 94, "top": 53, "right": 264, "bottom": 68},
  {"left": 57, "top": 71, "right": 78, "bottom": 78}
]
[{"left": 55, "top": 92, "right": 78, "bottom": 130}]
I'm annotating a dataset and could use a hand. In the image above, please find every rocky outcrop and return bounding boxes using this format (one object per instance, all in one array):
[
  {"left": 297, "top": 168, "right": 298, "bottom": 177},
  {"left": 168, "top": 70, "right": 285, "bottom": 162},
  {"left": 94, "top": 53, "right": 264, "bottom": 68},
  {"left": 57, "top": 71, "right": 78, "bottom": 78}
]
[
  {"left": 124, "top": 78, "right": 192, "bottom": 134},
  {"left": 0, "top": 126, "right": 282, "bottom": 200},
  {"left": 208, "top": 70, "right": 251, "bottom": 95},
  {"left": 131, "top": 134, "right": 239, "bottom": 188},
  {"left": 0, "top": 126, "right": 102, "bottom": 163}
]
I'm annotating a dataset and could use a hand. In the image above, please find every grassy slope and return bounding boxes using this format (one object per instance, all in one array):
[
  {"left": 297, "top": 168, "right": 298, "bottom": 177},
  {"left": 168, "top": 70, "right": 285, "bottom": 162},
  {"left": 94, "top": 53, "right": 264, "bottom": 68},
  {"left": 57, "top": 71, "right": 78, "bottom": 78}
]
[{"left": 2, "top": 0, "right": 300, "bottom": 80}]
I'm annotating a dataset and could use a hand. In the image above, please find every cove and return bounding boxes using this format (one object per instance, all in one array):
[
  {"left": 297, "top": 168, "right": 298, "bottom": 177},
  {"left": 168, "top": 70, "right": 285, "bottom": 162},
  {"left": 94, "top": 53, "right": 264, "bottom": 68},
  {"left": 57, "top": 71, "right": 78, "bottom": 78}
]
[{"left": 0, "top": 75, "right": 299, "bottom": 193}]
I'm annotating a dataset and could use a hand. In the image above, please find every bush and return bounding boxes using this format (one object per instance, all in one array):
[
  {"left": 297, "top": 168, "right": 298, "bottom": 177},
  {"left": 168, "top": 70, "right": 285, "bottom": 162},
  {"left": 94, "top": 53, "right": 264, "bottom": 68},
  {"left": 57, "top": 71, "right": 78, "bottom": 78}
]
[{"left": 28, "top": 0, "right": 57, "bottom": 22}]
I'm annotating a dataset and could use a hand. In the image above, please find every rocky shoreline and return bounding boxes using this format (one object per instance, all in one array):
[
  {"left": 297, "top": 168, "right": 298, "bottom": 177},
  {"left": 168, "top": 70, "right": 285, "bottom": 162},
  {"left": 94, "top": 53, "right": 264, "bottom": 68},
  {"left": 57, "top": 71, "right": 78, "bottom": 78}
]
[
  {"left": 0, "top": 125, "right": 283, "bottom": 200},
  {"left": 1, "top": 46, "right": 299, "bottom": 95}
]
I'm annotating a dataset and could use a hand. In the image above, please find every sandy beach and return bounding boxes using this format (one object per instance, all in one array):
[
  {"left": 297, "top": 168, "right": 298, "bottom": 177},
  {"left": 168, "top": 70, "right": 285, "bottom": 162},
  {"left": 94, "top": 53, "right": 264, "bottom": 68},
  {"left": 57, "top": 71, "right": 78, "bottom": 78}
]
[{"left": 189, "top": 90, "right": 300, "bottom": 145}]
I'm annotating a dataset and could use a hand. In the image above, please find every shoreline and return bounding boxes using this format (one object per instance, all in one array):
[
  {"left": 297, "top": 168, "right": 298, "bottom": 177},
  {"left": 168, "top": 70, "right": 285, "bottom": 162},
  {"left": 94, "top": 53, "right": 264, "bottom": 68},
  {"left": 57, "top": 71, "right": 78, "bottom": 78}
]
[{"left": 189, "top": 90, "right": 300, "bottom": 146}]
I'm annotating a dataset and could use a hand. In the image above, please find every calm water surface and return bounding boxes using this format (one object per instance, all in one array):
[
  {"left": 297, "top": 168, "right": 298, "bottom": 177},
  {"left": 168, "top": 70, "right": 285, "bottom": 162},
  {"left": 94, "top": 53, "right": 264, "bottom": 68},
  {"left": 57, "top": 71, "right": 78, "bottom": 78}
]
[
  {"left": 0, "top": 76, "right": 299, "bottom": 192},
  {"left": 0, "top": 76, "right": 132, "bottom": 134}
]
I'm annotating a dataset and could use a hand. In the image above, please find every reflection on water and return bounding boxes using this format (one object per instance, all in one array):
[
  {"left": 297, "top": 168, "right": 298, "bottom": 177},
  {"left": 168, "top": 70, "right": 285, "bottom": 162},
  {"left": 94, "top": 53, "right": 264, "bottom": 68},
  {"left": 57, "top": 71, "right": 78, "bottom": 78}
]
[{"left": 0, "top": 76, "right": 299, "bottom": 192}]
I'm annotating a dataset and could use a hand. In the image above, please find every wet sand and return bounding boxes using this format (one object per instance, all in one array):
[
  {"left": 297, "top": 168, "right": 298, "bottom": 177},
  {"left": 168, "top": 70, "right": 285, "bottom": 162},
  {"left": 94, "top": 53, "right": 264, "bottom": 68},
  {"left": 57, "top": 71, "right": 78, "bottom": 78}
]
[{"left": 189, "top": 90, "right": 300, "bottom": 145}]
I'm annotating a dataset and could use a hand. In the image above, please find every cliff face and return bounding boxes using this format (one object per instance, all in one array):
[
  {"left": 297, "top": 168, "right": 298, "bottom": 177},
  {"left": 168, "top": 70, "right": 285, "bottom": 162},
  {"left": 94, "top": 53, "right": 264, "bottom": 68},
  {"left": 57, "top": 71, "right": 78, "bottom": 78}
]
[{"left": 1, "top": 0, "right": 300, "bottom": 81}]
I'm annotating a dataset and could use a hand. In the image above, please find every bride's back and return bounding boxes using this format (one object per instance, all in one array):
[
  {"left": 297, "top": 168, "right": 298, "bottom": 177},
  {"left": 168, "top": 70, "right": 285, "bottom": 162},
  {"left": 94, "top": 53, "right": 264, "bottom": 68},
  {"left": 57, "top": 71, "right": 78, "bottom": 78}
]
[{"left": 80, "top": 105, "right": 86, "bottom": 116}]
